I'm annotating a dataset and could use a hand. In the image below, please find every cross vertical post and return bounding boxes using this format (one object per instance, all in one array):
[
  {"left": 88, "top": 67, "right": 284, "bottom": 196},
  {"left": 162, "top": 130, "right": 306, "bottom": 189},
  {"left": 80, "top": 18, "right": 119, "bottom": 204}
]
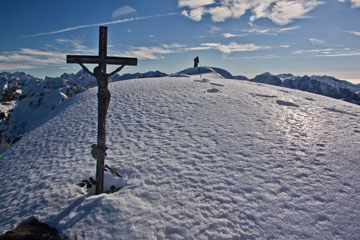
[
  {"left": 96, "top": 26, "right": 108, "bottom": 195},
  {"left": 99, "top": 26, "right": 107, "bottom": 73},
  {"left": 66, "top": 26, "right": 137, "bottom": 194}
]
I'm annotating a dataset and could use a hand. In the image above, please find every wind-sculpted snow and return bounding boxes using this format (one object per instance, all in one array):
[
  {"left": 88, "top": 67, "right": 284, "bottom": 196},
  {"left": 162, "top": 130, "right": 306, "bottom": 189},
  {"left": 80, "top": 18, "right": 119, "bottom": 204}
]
[{"left": 0, "top": 74, "right": 359, "bottom": 239}]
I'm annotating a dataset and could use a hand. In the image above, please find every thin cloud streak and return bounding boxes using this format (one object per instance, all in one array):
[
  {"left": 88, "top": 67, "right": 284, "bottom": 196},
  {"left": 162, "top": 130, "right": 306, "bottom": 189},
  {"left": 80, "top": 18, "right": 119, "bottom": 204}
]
[
  {"left": 222, "top": 33, "right": 249, "bottom": 38},
  {"left": 315, "top": 52, "right": 360, "bottom": 57},
  {"left": 0, "top": 48, "right": 66, "bottom": 71},
  {"left": 23, "top": 12, "right": 179, "bottom": 38},
  {"left": 292, "top": 47, "right": 360, "bottom": 57},
  {"left": 223, "top": 26, "right": 300, "bottom": 39},
  {"left": 309, "top": 38, "right": 325, "bottom": 44},
  {"left": 346, "top": 30, "right": 360, "bottom": 36}
]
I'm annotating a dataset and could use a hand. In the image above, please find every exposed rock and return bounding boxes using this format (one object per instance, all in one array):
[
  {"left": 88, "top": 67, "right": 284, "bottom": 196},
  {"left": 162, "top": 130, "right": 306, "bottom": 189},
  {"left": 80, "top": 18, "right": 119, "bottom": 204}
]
[{"left": 0, "top": 217, "right": 62, "bottom": 240}]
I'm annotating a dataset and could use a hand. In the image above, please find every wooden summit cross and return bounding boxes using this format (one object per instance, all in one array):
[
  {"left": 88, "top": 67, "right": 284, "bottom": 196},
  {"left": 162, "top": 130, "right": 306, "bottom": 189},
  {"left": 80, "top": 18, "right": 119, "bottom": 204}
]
[{"left": 67, "top": 26, "right": 137, "bottom": 195}]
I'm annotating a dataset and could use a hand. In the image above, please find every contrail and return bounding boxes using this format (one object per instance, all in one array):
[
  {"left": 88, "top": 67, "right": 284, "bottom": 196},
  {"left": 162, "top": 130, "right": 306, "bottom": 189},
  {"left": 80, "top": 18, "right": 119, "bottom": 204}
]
[{"left": 22, "top": 12, "right": 179, "bottom": 38}]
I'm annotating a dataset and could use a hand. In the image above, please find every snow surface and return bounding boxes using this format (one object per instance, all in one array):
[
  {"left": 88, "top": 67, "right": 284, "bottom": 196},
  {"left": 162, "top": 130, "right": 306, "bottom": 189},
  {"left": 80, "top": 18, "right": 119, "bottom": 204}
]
[
  {"left": 178, "top": 67, "right": 234, "bottom": 79},
  {"left": 0, "top": 72, "right": 360, "bottom": 239}
]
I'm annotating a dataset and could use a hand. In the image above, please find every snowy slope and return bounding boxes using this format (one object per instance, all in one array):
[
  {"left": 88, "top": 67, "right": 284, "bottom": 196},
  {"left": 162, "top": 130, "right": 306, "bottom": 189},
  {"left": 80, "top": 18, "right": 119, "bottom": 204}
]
[{"left": 0, "top": 73, "right": 360, "bottom": 239}]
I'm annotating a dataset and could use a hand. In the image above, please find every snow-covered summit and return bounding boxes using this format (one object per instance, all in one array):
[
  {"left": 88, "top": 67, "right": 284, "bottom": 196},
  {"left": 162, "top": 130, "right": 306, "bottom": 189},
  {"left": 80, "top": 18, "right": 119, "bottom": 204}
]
[
  {"left": 178, "top": 66, "right": 234, "bottom": 79},
  {"left": 1, "top": 68, "right": 360, "bottom": 152},
  {"left": 0, "top": 73, "right": 359, "bottom": 239}
]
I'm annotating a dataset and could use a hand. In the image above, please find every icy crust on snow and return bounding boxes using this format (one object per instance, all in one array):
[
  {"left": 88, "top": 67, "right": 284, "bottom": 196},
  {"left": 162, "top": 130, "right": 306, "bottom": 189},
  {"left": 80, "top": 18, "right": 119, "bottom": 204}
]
[{"left": 0, "top": 74, "right": 360, "bottom": 239}]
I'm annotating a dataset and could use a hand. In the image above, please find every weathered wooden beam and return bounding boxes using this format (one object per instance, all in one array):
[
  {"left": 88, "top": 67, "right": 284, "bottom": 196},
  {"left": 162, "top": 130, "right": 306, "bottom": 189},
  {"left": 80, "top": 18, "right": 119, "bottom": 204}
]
[
  {"left": 66, "top": 55, "right": 138, "bottom": 66},
  {"left": 99, "top": 26, "right": 107, "bottom": 73}
]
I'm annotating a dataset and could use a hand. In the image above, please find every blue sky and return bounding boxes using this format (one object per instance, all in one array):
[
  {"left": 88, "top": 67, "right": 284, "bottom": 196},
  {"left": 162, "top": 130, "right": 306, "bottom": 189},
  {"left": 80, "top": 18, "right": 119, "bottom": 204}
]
[{"left": 1, "top": 0, "right": 360, "bottom": 82}]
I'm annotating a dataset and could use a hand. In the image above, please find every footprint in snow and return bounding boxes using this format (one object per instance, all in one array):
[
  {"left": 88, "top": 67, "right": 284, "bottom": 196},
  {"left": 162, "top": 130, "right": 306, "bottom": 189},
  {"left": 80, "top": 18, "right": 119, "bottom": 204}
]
[
  {"left": 207, "top": 88, "right": 220, "bottom": 93},
  {"left": 250, "top": 93, "right": 277, "bottom": 98},
  {"left": 276, "top": 100, "right": 299, "bottom": 107},
  {"left": 210, "top": 83, "right": 225, "bottom": 87},
  {"left": 194, "top": 79, "right": 210, "bottom": 83},
  {"left": 316, "top": 215, "right": 330, "bottom": 223},
  {"left": 280, "top": 90, "right": 290, "bottom": 93}
]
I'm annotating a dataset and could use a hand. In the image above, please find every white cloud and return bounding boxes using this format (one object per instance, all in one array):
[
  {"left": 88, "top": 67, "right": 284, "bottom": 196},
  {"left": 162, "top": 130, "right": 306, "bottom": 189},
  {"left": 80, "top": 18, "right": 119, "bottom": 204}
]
[
  {"left": 125, "top": 47, "right": 172, "bottom": 59},
  {"left": 0, "top": 63, "right": 37, "bottom": 71},
  {"left": 223, "top": 33, "right": 236, "bottom": 38},
  {"left": 0, "top": 38, "right": 101, "bottom": 71},
  {"left": 56, "top": 39, "right": 96, "bottom": 54},
  {"left": 243, "top": 54, "right": 279, "bottom": 59},
  {"left": 338, "top": 0, "right": 360, "bottom": 8},
  {"left": 207, "top": 5, "right": 234, "bottom": 22},
  {"left": 346, "top": 30, "right": 360, "bottom": 36},
  {"left": 0, "top": 48, "right": 66, "bottom": 71},
  {"left": 278, "top": 26, "right": 301, "bottom": 32},
  {"left": 179, "top": 0, "right": 325, "bottom": 25},
  {"left": 244, "top": 28, "right": 271, "bottom": 35},
  {"left": 265, "top": 0, "right": 324, "bottom": 25},
  {"left": 292, "top": 48, "right": 334, "bottom": 54},
  {"left": 123, "top": 41, "right": 268, "bottom": 59},
  {"left": 242, "top": 25, "right": 300, "bottom": 35},
  {"left": 185, "top": 46, "right": 213, "bottom": 51},
  {"left": 222, "top": 33, "right": 248, "bottom": 38},
  {"left": 182, "top": 8, "right": 206, "bottom": 21},
  {"left": 209, "top": 25, "right": 221, "bottom": 33},
  {"left": 199, "top": 42, "right": 270, "bottom": 53},
  {"left": 178, "top": 0, "right": 215, "bottom": 9},
  {"left": 309, "top": 38, "right": 325, "bottom": 44},
  {"left": 315, "top": 52, "right": 360, "bottom": 57},
  {"left": 124, "top": 44, "right": 185, "bottom": 59},
  {"left": 292, "top": 47, "right": 360, "bottom": 57},
  {"left": 112, "top": 6, "right": 136, "bottom": 19}
]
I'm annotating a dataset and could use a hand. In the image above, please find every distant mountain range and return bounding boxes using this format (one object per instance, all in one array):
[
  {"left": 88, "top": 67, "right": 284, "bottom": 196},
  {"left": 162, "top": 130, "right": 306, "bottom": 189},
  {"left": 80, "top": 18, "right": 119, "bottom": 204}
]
[
  {"left": 250, "top": 72, "right": 360, "bottom": 105},
  {"left": 1, "top": 67, "right": 360, "bottom": 151}
]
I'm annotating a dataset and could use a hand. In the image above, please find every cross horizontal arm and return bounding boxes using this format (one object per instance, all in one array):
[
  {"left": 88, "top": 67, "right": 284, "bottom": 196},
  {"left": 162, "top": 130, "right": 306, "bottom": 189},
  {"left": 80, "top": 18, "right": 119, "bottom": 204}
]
[{"left": 67, "top": 55, "right": 138, "bottom": 66}]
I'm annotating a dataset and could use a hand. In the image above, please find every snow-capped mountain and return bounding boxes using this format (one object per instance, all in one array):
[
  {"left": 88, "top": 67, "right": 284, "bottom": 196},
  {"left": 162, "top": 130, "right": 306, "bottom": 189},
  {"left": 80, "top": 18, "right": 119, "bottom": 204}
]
[
  {"left": 112, "top": 70, "right": 168, "bottom": 81},
  {"left": 0, "top": 70, "right": 170, "bottom": 151},
  {"left": 1, "top": 67, "right": 360, "bottom": 152},
  {"left": 251, "top": 72, "right": 360, "bottom": 105},
  {"left": 0, "top": 71, "right": 91, "bottom": 151},
  {"left": 253, "top": 72, "right": 282, "bottom": 86},
  {"left": 0, "top": 71, "right": 359, "bottom": 239}
]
